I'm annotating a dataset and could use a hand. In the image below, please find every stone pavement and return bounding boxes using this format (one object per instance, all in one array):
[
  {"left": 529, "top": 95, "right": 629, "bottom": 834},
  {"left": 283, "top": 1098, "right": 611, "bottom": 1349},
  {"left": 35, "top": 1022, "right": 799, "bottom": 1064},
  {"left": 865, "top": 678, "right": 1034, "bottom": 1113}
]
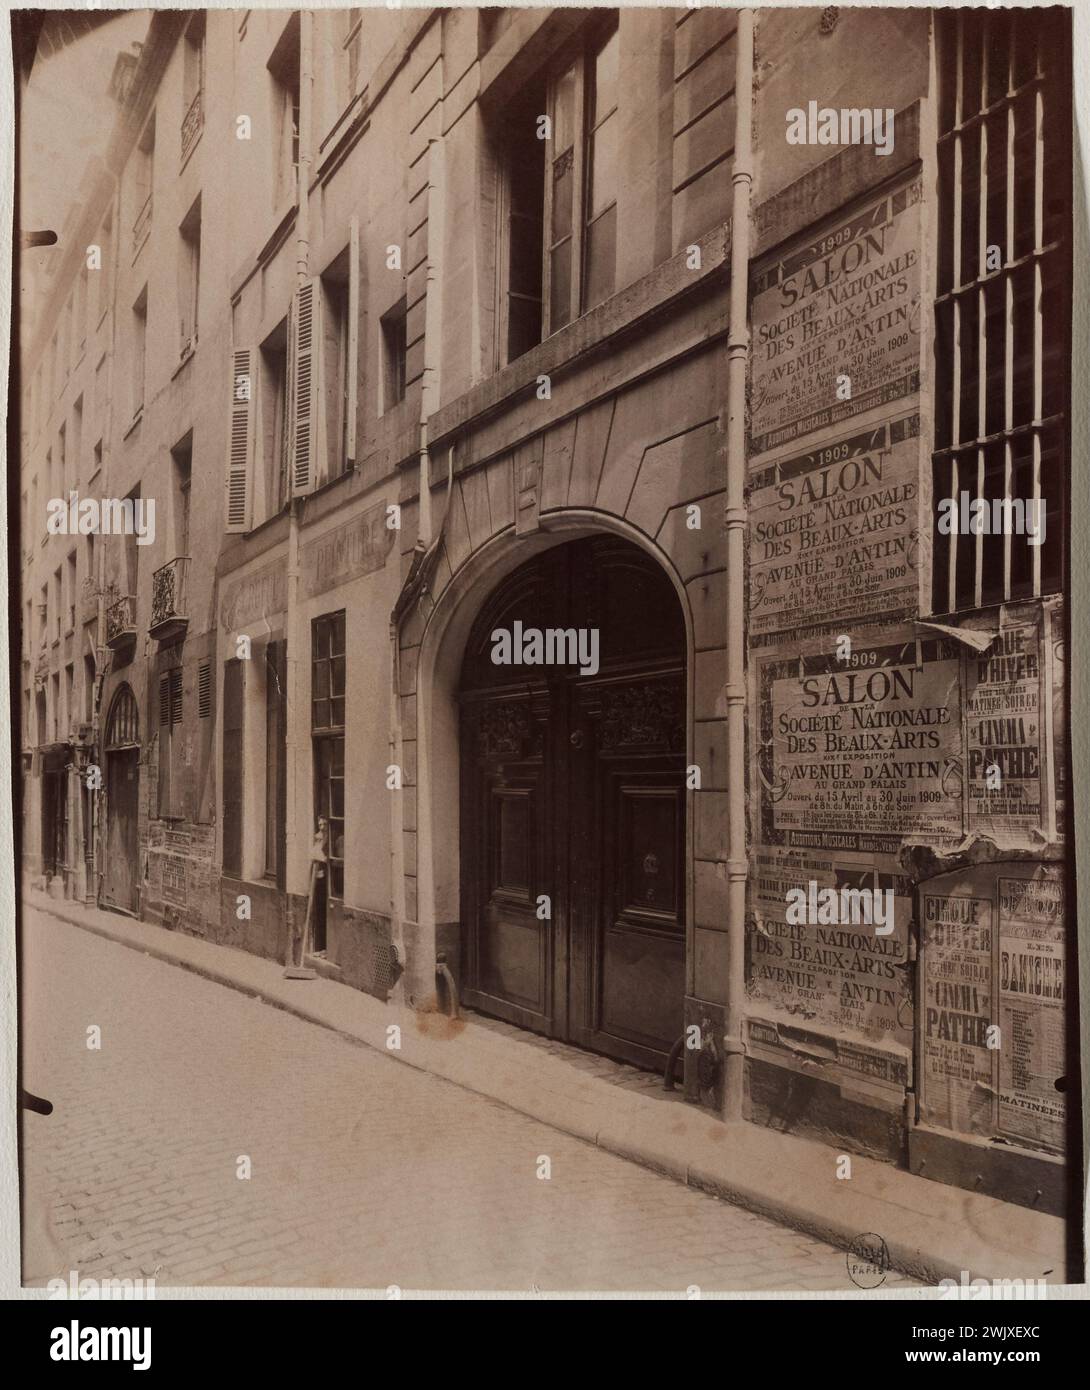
[{"left": 21, "top": 904, "right": 921, "bottom": 1293}]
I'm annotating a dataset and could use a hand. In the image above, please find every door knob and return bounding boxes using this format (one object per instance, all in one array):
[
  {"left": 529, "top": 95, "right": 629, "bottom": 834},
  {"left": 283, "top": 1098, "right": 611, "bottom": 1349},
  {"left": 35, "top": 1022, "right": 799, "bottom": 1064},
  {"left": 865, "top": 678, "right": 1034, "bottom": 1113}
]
[{"left": 569, "top": 730, "right": 585, "bottom": 748}]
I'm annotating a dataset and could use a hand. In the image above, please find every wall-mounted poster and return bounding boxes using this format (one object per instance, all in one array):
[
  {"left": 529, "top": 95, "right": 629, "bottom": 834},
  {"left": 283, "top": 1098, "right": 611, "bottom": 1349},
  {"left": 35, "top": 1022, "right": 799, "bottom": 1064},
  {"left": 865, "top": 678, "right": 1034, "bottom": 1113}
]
[
  {"left": 997, "top": 874, "right": 1065, "bottom": 1152},
  {"left": 756, "top": 632, "right": 964, "bottom": 855},
  {"left": 749, "top": 414, "right": 920, "bottom": 644},
  {"left": 963, "top": 623, "right": 1045, "bottom": 844},
  {"left": 917, "top": 864, "right": 1065, "bottom": 1157},
  {"left": 747, "top": 846, "right": 913, "bottom": 1048},
  {"left": 750, "top": 180, "right": 922, "bottom": 458},
  {"left": 919, "top": 884, "right": 995, "bottom": 1136}
]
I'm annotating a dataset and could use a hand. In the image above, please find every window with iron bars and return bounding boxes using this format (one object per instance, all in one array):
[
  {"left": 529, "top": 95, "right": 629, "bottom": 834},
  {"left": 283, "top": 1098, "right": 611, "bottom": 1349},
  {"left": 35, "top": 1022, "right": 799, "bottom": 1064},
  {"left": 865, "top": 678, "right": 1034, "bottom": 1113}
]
[{"left": 931, "top": 7, "right": 1070, "bottom": 614}]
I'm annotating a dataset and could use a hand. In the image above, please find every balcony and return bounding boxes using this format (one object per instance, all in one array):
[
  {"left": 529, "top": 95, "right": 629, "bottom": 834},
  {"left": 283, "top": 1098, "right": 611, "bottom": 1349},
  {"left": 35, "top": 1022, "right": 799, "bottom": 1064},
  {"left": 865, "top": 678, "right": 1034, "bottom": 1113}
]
[
  {"left": 180, "top": 88, "right": 204, "bottom": 166},
  {"left": 150, "top": 556, "right": 189, "bottom": 644},
  {"left": 106, "top": 594, "right": 137, "bottom": 651}
]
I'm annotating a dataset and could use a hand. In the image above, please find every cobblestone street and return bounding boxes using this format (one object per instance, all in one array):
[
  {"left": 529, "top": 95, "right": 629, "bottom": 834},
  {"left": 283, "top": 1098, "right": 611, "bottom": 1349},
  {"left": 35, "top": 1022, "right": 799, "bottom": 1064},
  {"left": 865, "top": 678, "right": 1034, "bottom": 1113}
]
[{"left": 21, "top": 905, "right": 918, "bottom": 1293}]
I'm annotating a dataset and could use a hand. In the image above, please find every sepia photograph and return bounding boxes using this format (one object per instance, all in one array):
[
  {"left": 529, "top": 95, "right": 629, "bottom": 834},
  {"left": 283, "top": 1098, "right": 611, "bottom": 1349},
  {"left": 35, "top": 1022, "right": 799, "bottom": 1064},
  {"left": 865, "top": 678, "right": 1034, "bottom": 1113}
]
[{"left": 3, "top": 0, "right": 1085, "bottom": 1332}]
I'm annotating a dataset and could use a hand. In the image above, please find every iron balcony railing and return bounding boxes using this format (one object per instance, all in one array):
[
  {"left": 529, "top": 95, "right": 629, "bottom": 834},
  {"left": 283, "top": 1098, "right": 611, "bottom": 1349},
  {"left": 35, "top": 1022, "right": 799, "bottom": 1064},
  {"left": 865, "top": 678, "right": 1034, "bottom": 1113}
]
[
  {"left": 150, "top": 556, "right": 190, "bottom": 642},
  {"left": 106, "top": 593, "right": 137, "bottom": 649},
  {"left": 180, "top": 88, "right": 203, "bottom": 164}
]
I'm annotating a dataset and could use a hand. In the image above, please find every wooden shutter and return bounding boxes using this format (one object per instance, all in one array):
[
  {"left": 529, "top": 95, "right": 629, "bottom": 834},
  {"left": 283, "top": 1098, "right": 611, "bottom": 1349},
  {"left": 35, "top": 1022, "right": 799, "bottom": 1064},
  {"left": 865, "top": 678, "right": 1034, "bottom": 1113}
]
[
  {"left": 289, "top": 277, "right": 324, "bottom": 497},
  {"left": 221, "top": 658, "right": 244, "bottom": 878},
  {"left": 158, "top": 673, "right": 171, "bottom": 817},
  {"left": 225, "top": 347, "right": 254, "bottom": 532}
]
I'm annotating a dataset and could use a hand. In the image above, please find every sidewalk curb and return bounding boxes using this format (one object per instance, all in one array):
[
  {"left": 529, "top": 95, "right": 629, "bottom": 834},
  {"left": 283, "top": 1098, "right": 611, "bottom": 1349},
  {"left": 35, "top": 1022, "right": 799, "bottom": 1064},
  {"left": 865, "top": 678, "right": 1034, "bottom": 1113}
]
[{"left": 27, "top": 893, "right": 1069, "bottom": 1289}]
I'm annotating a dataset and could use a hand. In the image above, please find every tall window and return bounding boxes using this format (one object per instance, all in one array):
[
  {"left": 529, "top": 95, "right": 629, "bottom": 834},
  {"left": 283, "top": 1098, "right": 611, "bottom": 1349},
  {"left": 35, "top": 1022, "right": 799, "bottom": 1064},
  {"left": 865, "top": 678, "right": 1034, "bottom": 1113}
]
[
  {"left": 932, "top": 7, "right": 1070, "bottom": 611},
  {"left": 181, "top": 12, "right": 206, "bottom": 162},
  {"left": 133, "top": 115, "right": 155, "bottom": 252},
  {"left": 171, "top": 434, "right": 192, "bottom": 558},
  {"left": 178, "top": 196, "right": 201, "bottom": 354},
  {"left": 339, "top": 9, "right": 363, "bottom": 114},
  {"left": 66, "top": 551, "right": 77, "bottom": 632},
  {"left": 83, "top": 653, "right": 96, "bottom": 722},
  {"left": 321, "top": 245, "right": 354, "bottom": 476},
  {"left": 311, "top": 611, "right": 345, "bottom": 900},
  {"left": 96, "top": 210, "right": 113, "bottom": 324},
  {"left": 132, "top": 287, "right": 148, "bottom": 418},
  {"left": 259, "top": 318, "right": 290, "bottom": 520},
  {"left": 500, "top": 13, "right": 619, "bottom": 360},
  {"left": 222, "top": 658, "right": 244, "bottom": 877},
  {"left": 381, "top": 299, "right": 407, "bottom": 411},
  {"left": 269, "top": 17, "right": 301, "bottom": 210},
  {"left": 264, "top": 640, "right": 287, "bottom": 885},
  {"left": 72, "top": 396, "right": 83, "bottom": 486}
]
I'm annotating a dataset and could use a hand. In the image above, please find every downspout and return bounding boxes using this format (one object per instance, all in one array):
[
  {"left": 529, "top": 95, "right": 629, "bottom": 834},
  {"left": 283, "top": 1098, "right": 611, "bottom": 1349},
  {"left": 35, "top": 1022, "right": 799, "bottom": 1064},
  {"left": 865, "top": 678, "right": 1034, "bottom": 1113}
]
[
  {"left": 418, "top": 133, "right": 445, "bottom": 546},
  {"left": 722, "top": 10, "right": 755, "bottom": 1123},
  {"left": 284, "top": 11, "right": 314, "bottom": 938}
]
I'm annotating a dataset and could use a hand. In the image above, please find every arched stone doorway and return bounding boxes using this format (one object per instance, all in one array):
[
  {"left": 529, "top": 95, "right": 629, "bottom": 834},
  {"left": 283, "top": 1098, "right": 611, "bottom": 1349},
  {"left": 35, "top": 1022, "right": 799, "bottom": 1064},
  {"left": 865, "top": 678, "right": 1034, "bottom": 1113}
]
[
  {"left": 457, "top": 534, "right": 687, "bottom": 1069},
  {"left": 102, "top": 684, "right": 140, "bottom": 915}
]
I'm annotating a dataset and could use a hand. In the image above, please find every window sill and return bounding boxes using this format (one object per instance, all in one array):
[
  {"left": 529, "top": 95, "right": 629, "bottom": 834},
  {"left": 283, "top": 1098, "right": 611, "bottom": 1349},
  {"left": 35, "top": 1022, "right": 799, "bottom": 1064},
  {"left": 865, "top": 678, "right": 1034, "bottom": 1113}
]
[
  {"left": 122, "top": 408, "right": 143, "bottom": 441},
  {"left": 427, "top": 220, "right": 731, "bottom": 449}
]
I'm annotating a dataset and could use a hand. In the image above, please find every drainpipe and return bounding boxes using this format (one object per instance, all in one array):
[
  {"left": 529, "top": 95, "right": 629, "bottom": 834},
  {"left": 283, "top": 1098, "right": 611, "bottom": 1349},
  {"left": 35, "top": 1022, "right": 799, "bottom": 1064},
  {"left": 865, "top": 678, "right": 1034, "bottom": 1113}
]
[
  {"left": 284, "top": 11, "right": 314, "bottom": 930},
  {"left": 722, "top": 10, "right": 755, "bottom": 1123},
  {"left": 417, "top": 133, "right": 445, "bottom": 546}
]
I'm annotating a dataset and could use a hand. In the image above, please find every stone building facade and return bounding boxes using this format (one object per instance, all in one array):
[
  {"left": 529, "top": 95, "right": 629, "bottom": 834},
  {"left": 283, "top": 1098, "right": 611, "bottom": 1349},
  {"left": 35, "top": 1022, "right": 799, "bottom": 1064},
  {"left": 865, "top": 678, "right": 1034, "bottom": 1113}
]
[{"left": 18, "top": 6, "right": 1074, "bottom": 1220}]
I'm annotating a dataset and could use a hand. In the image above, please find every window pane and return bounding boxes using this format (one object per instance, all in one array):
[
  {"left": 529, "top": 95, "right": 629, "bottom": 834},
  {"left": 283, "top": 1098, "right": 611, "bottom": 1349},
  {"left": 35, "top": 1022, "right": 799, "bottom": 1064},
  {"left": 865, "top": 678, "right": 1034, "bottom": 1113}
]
[
  {"left": 957, "top": 290, "right": 979, "bottom": 444},
  {"left": 593, "top": 29, "right": 619, "bottom": 121},
  {"left": 509, "top": 213, "right": 543, "bottom": 296},
  {"left": 550, "top": 240, "right": 572, "bottom": 330},
  {"left": 588, "top": 111, "right": 617, "bottom": 219},
  {"left": 982, "top": 276, "right": 1006, "bottom": 438},
  {"left": 584, "top": 203, "right": 616, "bottom": 311},
  {"left": 313, "top": 698, "right": 329, "bottom": 729},
  {"left": 985, "top": 9, "right": 1011, "bottom": 106},
  {"left": 1010, "top": 260, "right": 1035, "bottom": 426},
  {"left": 1011, "top": 90, "right": 1037, "bottom": 261},
  {"left": 953, "top": 453, "right": 977, "bottom": 610},
  {"left": 979, "top": 442, "right": 1006, "bottom": 607},
  {"left": 332, "top": 612, "right": 346, "bottom": 655},
  {"left": 552, "top": 156, "right": 573, "bottom": 242},
  {"left": 330, "top": 655, "right": 345, "bottom": 697},
  {"left": 553, "top": 63, "right": 576, "bottom": 152},
  {"left": 959, "top": 129, "right": 980, "bottom": 283},
  {"left": 508, "top": 297, "right": 542, "bottom": 363},
  {"left": 314, "top": 660, "right": 330, "bottom": 699},
  {"left": 330, "top": 696, "right": 345, "bottom": 729},
  {"left": 1009, "top": 434, "right": 1035, "bottom": 600}
]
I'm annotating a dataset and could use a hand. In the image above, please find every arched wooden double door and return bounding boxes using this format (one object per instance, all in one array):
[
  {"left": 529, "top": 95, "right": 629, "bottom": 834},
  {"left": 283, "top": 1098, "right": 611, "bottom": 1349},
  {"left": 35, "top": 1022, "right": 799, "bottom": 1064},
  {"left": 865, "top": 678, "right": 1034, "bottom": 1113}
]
[{"left": 459, "top": 536, "right": 686, "bottom": 1070}]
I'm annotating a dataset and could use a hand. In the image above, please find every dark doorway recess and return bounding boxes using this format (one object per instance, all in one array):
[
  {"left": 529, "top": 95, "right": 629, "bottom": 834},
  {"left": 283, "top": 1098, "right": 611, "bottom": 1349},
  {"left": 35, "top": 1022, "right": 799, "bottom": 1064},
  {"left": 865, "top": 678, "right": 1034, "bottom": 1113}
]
[{"left": 459, "top": 535, "right": 687, "bottom": 1070}]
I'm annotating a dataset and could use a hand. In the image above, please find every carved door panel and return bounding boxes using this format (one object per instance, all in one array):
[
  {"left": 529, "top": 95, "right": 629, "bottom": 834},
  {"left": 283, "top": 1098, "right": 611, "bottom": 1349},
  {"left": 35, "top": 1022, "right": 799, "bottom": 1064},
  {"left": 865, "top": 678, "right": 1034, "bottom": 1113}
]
[
  {"left": 569, "top": 675, "right": 687, "bottom": 1068},
  {"left": 460, "top": 692, "right": 555, "bottom": 1034},
  {"left": 459, "top": 537, "right": 687, "bottom": 1068}
]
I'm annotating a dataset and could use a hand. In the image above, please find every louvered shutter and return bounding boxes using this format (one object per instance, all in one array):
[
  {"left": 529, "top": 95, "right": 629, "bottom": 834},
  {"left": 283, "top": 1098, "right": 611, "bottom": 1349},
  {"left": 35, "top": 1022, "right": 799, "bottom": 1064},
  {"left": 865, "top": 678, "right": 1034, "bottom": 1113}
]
[
  {"left": 225, "top": 348, "right": 254, "bottom": 532},
  {"left": 289, "top": 277, "right": 324, "bottom": 497}
]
